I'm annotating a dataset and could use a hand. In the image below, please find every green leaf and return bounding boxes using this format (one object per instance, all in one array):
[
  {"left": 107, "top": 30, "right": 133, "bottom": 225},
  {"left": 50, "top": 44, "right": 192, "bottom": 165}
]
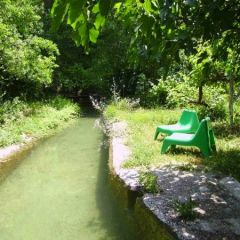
[
  {"left": 143, "top": 0, "right": 152, "bottom": 13},
  {"left": 51, "top": 0, "right": 70, "bottom": 31},
  {"left": 92, "top": 3, "right": 100, "bottom": 14},
  {"left": 89, "top": 28, "right": 99, "bottom": 43},
  {"left": 68, "top": 0, "right": 86, "bottom": 25},
  {"left": 114, "top": 2, "right": 122, "bottom": 14},
  {"left": 94, "top": 13, "right": 106, "bottom": 30},
  {"left": 68, "top": 13, "right": 85, "bottom": 30},
  {"left": 76, "top": 21, "right": 88, "bottom": 46}
]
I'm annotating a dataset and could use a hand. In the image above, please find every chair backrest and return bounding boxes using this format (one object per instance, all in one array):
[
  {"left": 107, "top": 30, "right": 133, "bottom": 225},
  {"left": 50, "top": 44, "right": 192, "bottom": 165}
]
[
  {"left": 206, "top": 117, "right": 212, "bottom": 131},
  {"left": 192, "top": 117, "right": 216, "bottom": 153},
  {"left": 206, "top": 117, "right": 216, "bottom": 150},
  {"left": 193, "top": 117, "right": 210, "bottom": 144},
  {"left": 178, "top": 109, "right": 200, "bottom": 131}
]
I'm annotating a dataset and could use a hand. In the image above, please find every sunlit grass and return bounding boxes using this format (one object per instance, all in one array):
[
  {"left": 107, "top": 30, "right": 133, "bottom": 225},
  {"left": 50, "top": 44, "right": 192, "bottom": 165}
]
[
  {"left": 105, "top": 103, "right": 240, "bottom": 180},
  {"left": 0, "top": 97, "right": 80, "bottom": 147}
]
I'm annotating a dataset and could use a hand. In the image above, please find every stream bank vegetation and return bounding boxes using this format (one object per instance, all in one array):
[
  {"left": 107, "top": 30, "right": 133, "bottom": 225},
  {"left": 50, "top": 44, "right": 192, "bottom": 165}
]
[
  {"left": 0, "top": 0, "right": 80, "bottom": 149},
  {"left": 0, "top": 96, "right": 79, "bottom": 147}
]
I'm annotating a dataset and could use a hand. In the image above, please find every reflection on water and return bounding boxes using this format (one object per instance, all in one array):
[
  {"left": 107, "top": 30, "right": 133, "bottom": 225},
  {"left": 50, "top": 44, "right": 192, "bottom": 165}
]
[{"left": 0, "top": 117, "right": 139, "bottom": 240}]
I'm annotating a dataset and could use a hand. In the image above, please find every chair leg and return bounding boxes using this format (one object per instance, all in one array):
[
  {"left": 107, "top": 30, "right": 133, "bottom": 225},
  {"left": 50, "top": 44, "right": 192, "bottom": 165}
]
[
  {"left": 209, "top": 130, "right": 216, "bottom": 152},
  {"left": 211, "top": 144, "right": 217, "bottom": 153},
  {"left": 154, "top": 128, "right": 160, "bottom": 140},
  {"left": 161, "top": 140, "right": 171, "bottom": 154},
  {"left": 199, "top": 146, "right": 211, "bottom": 158},
  {"left": 171, "top": 145, "right": 176, "bottom": 150}
]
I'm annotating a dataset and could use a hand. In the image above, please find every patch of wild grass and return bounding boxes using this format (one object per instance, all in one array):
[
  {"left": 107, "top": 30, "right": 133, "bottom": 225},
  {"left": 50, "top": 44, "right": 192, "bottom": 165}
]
[
  {"left": 174, "top": 197, "right": 198, "bottom": 220},
  {"left": 105, "top": 102, "right": 240, "bottom": 180},
  {"left": 0, "top": 96, "right": 80, "bottom": 147},
  {"left": 139, "top": 172, "right": 159, "bottom": 193}
]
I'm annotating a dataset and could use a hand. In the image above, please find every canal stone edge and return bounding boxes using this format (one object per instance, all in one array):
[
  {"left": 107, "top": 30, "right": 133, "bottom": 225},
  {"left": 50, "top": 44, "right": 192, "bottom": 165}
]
[
  {"left": 107, "top": 120, "right": 240, "bottom": 240},
  {"left": 0, "top": 136, "right": 36, "bottom": 163}
]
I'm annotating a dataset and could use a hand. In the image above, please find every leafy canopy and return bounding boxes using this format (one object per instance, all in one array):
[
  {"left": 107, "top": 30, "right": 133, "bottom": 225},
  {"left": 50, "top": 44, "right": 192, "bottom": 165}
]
[
  {"left": 51, "top": 0, "right": 240, "bottom": 53},
  {"left": 0, "top": 0, "right": 59, "bottom": 96}
]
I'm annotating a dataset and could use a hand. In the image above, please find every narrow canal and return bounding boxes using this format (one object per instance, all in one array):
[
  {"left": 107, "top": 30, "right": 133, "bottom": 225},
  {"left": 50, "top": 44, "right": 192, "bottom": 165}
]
[{"left": 0, "top": 115, "right": 139, "bottom": 240}]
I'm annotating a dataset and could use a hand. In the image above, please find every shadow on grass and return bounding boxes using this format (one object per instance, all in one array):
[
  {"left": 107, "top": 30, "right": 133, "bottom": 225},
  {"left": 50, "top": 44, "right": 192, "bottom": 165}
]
[
  {"left": 213, "top": 122, "right": 240, "bottom": 138},
  {"left": 167, "top": 146, "right": 240, "bottom": 181},
  {"left": 203, "top": 150, "right": 240, "bottom": 181},
  {"left": 170, "top": 147, "right": 202, "bottom": 157}
]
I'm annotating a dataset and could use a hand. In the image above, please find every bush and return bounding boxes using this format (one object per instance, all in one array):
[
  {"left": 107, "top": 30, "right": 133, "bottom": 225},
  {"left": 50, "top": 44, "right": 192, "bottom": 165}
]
[
  {"left": 145, "top": 80, "right": 169, "bottom": 107},
  {"left": 196, "top": 87, "right": 227, "bottom": 120},
  {"left": 146, "top": 74, "right": 227, "bottom": 121},
  {"left": 166, "top": 80, "right": 198, "bottom": 108},
  {"left": 112, "top": 98, "right": 140, "bottom": 111},
  {"left": 0, "top": 0, "right": 58, "bottom": 97},
  {"left": 0, "top": 97, "right": 32, "bottom": 125},
  {"left": 49, "top": 96, "right": 75, "bottom": 110},
  {"left": 149, "top": 78, "right": 227, "bottom": 121},
  {"left": 146, "top": 77, "right": 197, "bottom": 108}
]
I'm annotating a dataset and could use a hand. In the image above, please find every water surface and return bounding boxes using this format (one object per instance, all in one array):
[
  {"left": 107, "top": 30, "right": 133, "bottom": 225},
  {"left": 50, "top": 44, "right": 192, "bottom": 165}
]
[{"left": 0, "top": 117, "right": 138, "bottom": 240}]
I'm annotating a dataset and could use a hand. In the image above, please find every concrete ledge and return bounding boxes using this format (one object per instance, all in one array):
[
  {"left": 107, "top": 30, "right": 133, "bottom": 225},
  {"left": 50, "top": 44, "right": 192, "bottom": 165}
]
[
  {"left": 0, "top": 137, "right": 34, "bottom": 163},
  {"left": 0, "top": 137, "right": 38, "bottom": 183},
  {"left": 109, "top": 121, "right": 141, "bottom": 191}
]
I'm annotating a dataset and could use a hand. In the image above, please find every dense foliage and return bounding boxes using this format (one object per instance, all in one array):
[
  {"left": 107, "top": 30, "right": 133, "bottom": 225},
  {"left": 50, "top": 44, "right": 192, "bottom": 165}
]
[
  {"left": 0, "top": 0, "right": 79, "bottom": 147},
  {"left": 51, "top": 19, "right": 133, "bottom": 96},
  {"left": 51, "top": 0, "right": 240, "bottom": 126},
  {"left": 0, "top": 0, "right": 58, "bottom": 98},
  {"left": 0, "top": 0, "right": 239, "bottom": 127}
]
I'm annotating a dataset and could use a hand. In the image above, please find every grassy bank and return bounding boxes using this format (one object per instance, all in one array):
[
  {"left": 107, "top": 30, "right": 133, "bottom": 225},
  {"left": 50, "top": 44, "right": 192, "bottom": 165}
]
[
  {"left": 105, "top": 101, "right": 240, "bottom": 181},
  {"left": 0, "top": 96, "right": 80, "bottom": 147}
]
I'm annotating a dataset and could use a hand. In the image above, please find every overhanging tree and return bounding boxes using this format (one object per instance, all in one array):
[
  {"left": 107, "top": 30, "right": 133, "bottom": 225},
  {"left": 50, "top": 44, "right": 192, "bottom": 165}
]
[{"left": 51, "top": 0, "right": 240, "bottom": 125}]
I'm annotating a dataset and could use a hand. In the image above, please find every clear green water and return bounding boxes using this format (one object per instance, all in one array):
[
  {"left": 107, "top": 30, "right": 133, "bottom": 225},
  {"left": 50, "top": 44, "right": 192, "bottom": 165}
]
[{"left": 0, "top": 117, "right": 138, "bottom": 240}]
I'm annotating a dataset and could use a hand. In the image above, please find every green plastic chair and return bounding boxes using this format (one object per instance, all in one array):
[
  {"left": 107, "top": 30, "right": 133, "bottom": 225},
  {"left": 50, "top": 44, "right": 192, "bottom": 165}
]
[
  {"left": 161, "top": 117, "right": 216, "bottom": 157},
  {"left": 154, "top": 109, "right": 199, "bottom": 140}
]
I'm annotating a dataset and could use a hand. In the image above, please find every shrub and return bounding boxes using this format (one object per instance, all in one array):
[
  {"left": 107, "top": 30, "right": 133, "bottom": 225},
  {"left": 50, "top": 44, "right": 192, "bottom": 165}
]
[
  {"left": 196, "top": 87, "right": 227, "bottom": 120},
  {"left": 49, "top": 96, "right": 75, "bottom": 110},
  {"left": 0, "top": 97, "right": 32, "bottom": 125},
  {"left": 112, "top": 98, "right": 140, "bottom": 111},
  {"left": 166, "top": 81, "right": 198, "bottom": 108},
  {"left": 146, "top": 80, "right": 169, "bottom": 107},
  {"left": 0, "top": 0, "right": 58, "bottom": 97}
]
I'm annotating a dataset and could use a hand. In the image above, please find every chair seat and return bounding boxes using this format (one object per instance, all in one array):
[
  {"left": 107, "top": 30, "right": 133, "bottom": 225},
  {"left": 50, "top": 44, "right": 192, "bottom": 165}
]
[
  {"left": 157, "top": 124, "right": 192, "bottom": 133},
  {"left": 167, "top": 133, "right": 195, "bottom": 142},
  {"left": 154, "top": 109, "right": 200, "bottom": 140}
]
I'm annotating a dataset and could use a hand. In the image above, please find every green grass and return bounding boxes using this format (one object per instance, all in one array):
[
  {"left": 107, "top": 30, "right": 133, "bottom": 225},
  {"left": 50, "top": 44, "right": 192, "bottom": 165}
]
[
  {"left": 174, "top": 198, "right": 197, "bottom": 220},
  {"left": 0, "top": 96, "right": 80, "bottom": 147},
  {"left": 139, "top": 172, "right": 159, "bottom": 193},
  {"left": 105, "top": 102, "right": 240, "bottom": 181}
]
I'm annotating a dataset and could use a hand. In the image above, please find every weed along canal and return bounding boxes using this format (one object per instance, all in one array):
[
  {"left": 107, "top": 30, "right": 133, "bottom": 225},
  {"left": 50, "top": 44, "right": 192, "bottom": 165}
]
[{"left": 0, "top": 115, "right": 140, "bottom": 240}]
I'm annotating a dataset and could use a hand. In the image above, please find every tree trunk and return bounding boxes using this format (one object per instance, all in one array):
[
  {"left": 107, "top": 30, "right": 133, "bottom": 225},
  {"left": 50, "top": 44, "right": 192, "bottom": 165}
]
[
  {"left": 198, "top": 84, "right": 203, "bottom": 104},
  {"left": 229, "top": 77, "right": 234, "bottom": 128}
]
